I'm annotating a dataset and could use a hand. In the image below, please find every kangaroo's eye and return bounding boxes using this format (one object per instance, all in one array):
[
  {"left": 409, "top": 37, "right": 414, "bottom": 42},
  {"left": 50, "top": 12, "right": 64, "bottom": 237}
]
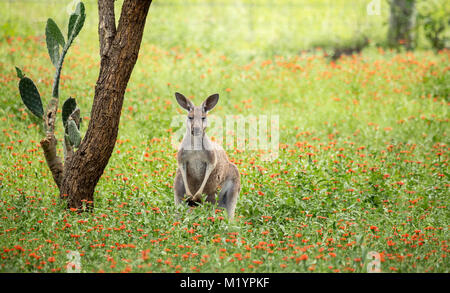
[
  {"left": 202, "top": 117, "right": 206, "bottom": 120},
  {"left": 188, "top": 116, "right": 193, "bottom": 120}
]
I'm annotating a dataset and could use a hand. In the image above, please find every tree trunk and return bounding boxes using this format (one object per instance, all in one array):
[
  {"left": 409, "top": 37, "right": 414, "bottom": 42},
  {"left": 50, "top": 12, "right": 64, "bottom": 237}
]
[
  {"left": 60, "top": 0, "right": 152, "bottom": 209},
  {"left": 388, "top": 0, "right": 416, "bottom": 50}
]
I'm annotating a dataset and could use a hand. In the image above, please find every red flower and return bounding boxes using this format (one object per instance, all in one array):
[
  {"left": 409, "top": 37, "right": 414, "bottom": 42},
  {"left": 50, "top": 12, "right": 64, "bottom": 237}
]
[{"left": 295, "top": 254, "right": 308, "bottom": 263}]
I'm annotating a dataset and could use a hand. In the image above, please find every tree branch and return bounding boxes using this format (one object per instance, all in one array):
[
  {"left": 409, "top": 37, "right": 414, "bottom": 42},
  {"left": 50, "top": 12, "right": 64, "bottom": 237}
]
[
  {"left": 41, "top": 96, "right": 64, "bottom": 190},
  {"left": 41, "top": 133, "right": 64, "bottom": 189},
  {"left": 98, "top": 0, "right": 116, "bottom": 58}
]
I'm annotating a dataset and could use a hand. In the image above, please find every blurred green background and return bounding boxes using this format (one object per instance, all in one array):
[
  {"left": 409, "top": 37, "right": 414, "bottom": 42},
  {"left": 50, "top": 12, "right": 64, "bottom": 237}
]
[
  {"left": 2, "top": 0, "right": 390, "bottom": 60},
  {"left": 1, "top": 0, "right": 448, "bottom": 145},
  {"left": 3, "top": 0, "right": 448, "bottom": 60}
]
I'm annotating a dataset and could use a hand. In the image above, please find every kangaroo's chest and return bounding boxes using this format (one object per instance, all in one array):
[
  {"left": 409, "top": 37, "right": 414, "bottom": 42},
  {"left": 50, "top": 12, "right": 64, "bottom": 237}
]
[
  {"left": 187, "top": 160, "right": 206, "bottom": 181},
  {"left": 183, "top": 151, "right": 208, "bottom": 181}
]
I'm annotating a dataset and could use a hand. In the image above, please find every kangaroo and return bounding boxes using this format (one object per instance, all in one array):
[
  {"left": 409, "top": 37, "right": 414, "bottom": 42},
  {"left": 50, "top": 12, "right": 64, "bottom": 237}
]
[{"left": 173, "top": 92, "right": 240, "bottom": 220}]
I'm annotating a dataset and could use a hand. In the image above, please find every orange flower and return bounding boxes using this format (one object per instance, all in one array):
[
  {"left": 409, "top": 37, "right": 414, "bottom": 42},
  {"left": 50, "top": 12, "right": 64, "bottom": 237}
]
[{"left": 295, "top": 254, "right": 308, "bottom": 263}]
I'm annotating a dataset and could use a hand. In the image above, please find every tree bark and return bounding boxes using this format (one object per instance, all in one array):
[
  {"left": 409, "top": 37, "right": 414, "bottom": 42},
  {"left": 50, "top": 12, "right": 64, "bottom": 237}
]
[
  {"left": 41, "top": 132, "right": 63, "bottom": 189},
  {"left": 60, "top": 0, "right": 152, "bottom": 209},
  {"left": 41, "top": 95, "right": 63, "bottom": 188},
  {"left": 98, "top": 0, "right": 116, "bottom": 59}
]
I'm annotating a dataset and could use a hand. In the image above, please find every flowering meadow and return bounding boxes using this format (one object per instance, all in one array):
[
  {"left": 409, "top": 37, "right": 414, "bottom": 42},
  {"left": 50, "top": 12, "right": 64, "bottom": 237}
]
[{"left": 0, "top": 0, "right": 449, "bottom": 273}]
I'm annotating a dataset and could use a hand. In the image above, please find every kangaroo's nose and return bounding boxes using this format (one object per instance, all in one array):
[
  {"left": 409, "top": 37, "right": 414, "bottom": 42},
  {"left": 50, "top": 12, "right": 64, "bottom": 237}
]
[{"left": 192, "top": 127, "right": 202, "bottom": 136}]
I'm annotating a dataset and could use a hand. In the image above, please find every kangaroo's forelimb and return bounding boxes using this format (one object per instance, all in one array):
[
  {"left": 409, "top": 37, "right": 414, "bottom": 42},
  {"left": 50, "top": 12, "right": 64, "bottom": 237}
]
[
  {"left": 191, "top": 161, "right": 216, "bottom": 201},
  {"left": 178, "top": 162, "right": 193, "bottom": 197}
]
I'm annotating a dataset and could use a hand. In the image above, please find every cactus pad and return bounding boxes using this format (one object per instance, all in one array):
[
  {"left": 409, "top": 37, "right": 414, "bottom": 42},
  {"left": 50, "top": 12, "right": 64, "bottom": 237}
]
[
  {"left": 15, "top": 67, "right": 24, "bottom": 79},
  {"left": 46, "top": 18, "right": 65, "bottom": 67},
  {"left": 62, "top": 97, "right": 77, "bottom": 127},
  {"left": 67, "top": 2, "right": 86, "bottom": 45},
  {"left": 18, "top": 77, "right": 44, "bottom": 119},
  {"left": 67, "top": 119, "right": 81, "bottom": 148}
]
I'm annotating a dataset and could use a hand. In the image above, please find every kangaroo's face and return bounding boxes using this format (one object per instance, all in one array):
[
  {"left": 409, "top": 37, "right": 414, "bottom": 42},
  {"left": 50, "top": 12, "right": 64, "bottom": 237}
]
[{"left": 175, "top": 92, "right": 219, "bottom": 137}]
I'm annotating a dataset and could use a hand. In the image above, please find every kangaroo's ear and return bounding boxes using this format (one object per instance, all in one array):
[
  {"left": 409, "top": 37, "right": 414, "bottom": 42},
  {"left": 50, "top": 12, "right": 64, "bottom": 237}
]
[
  {"left": 175, "top": 92, "right": 194, "bottom": 111},
  {"left": 202, "top": 94, "right": 219, "bottom": 112}
]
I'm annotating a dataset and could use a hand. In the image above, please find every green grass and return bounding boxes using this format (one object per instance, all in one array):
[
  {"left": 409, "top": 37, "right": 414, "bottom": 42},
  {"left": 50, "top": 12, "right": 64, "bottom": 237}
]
[{"left": 0, "top": 0, "right": 449, "bottom": 273}]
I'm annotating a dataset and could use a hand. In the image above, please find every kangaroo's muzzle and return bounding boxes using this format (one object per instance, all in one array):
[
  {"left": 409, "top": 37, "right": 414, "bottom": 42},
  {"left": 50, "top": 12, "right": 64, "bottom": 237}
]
[{"left": 192, "top": 127, "right": 202, "bottom": 136}]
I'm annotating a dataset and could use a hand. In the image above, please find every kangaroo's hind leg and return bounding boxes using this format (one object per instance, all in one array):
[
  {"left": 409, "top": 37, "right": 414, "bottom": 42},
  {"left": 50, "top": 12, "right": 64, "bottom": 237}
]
[
  {"left": 218, "top": 165, "right": 240, "bottom": 220},
  {"left": 205, "top": 192, "right": 217, "bottom": 205},
  {"left": 218, "top": 179, "right": 240, "bottom": 220},
  {"left": 174, "top": 170, "right": 185, "bottom": 205}
]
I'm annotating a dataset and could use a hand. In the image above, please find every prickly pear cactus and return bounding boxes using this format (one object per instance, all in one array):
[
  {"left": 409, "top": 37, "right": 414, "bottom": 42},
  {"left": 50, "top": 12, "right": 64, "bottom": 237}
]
[
  {"left": 67, "top": 118, "right": 81, "bottom": 148},
  {"left": 15, "top": 2, "right": 85, "bottom": 156},
  {"left": 46, "top": 18, "right": 66, "bottom": 67},
  {"left": 63, "top": 97, "right": 82, "bottom": 149},
  {"left": 67, "top": 2, "right": 86, "bottom": 46},
  {"left": 15, "top": 66, "right": 24, "bottom": 79},
  {"left": 62, "top": 97, "right": 77, "bottom": 127},
  {"left": 18, "top": 75, "right": 44, "bottom": 119}
]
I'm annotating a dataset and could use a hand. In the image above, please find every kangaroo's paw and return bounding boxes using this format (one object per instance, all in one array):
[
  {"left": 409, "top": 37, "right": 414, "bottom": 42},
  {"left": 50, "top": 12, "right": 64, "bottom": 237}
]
[
  {"left": 184, "top": 190, "right": 194, "bottom": 200},
  {"left": 192, "top": 192, "right": 204, "bottom": 202}
]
